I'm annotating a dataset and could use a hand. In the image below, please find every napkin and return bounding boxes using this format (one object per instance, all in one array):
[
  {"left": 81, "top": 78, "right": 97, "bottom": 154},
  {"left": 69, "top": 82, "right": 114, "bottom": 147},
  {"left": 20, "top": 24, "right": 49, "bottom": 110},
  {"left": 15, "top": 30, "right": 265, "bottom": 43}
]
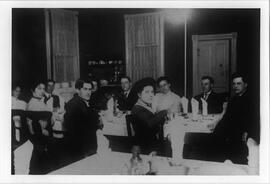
[
  {"left": 191, "top": 98, "right": 199, "bottom": 120},
  {"left": 169, "top": 122, "right": 186, "bottom": 164},
  {"left": 96, "top": 130, "right": 115, "bottom": 173},
  {"left": 181, "top": 97, "right": 188, "bottom": 114},
  {"left": 107, "top": 97, "right": 114, "bottom": 118},
  {"left": 171, "top": 136, "right": 184, "bottom": 164},
  {"left": 96, "top": 129, "right": 111, "bottom": 155},
  {"left": 201, "top": 98, "right": 208, "bottom": 116},
  {"left": 247, "top": 138, "right": 259, "bottom": 174},
  {"left": 71, "top": 81, "right": 75, "bottom": 88},
  {"left": 14, "top": 140, "right": 33, "bottom": 174}
]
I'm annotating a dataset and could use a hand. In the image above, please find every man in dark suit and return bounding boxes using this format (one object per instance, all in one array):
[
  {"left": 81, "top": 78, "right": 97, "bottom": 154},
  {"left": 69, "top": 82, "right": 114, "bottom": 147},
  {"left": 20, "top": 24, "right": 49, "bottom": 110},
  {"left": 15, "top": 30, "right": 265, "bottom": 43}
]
[
  {"left": 194, "top": 76, "right": 225, "bottom": 114},
  {"left": 213, "top": 73, "right": 260, "bottom": 164},
  {"left": 64, "top": 79, "right": 102, "bottom": 160},
  {"left": 117, "top": 76, "right": 137, "bottom": 111},
  {"left": 115, "top": 76, "right": 138, "bottom": 137},
  {"left": 186, "top": 74, "right": 259, "bottom": 164},
  {"left": 44, "top": 79, "right": 61, "bottom": 112}
]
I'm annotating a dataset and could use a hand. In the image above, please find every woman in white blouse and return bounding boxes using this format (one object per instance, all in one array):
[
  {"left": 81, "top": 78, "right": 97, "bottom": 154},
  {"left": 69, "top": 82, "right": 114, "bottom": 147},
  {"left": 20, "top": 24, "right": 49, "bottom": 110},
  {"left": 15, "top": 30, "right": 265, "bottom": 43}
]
[
  {"left": 12, "top": 84, "right": 27, "bottom": 143},
  {"left": 26, "top": 81, "right": 52, "bottom": 174},
  {"left": 12, "top": 85, "right": 27, "bottom": 110}
]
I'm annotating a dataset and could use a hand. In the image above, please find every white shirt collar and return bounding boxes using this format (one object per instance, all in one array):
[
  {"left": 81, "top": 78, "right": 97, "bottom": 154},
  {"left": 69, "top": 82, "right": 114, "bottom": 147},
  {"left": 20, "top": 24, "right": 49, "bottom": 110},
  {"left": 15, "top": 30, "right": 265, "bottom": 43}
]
[{"left": 204, "top": 90, "right": 212, "bottom": 95}]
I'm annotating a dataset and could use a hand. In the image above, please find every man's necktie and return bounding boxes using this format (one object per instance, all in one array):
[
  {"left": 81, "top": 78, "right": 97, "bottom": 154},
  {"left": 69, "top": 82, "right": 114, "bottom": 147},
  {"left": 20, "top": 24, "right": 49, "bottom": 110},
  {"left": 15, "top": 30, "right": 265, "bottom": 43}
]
[
  {"left": 44, "top": 95, "right": 51, "bottom": 104},
  {"left": 124, "top": 92, "right": 128, "bottom": 98}
]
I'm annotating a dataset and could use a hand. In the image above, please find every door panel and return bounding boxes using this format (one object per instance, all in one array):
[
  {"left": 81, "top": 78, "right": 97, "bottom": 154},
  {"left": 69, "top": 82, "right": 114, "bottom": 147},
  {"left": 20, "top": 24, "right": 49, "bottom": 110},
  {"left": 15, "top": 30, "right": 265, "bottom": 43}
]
[
  {"left": 197, "top": 41, "right": 215, "bottom": 82},
  {"left": 192, "top": 33, "right": 237, "bottom": 97},
  {"left": 195, "top": 39, "right": 230, "bottom": 94},
  {"left": 212, "top": 40, "right": 229, "bottom": 93}
]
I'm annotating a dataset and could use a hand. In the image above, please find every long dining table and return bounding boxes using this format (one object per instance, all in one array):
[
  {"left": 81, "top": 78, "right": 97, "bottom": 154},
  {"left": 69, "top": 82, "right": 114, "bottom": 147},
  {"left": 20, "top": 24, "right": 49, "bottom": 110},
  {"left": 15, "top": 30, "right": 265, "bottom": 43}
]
[
  {"left": 101, "top": 112, "right": 220, "bottom": 137},
  {"left": 49, "top": 150, "right": 250, "bottom": 175},
  {"left": 14, "top": 111, "right": 257, "bottom": 175},
  {"left": 99, "top": 112, "right": 227, "bottom": 161},
  {"left": 48, "top": 111, "right": 255, "bottom": 175}
]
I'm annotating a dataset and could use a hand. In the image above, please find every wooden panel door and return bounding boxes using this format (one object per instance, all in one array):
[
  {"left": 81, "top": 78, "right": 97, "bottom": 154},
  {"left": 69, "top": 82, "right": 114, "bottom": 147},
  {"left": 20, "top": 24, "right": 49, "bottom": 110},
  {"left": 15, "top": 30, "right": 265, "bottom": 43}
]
[
  {"left": 197, "top": 40, "right": 229, "bottom": 93},
  {"left": 192, "top": 33, "right": 237, "bottom": 96},
  {"left": 212, "top": 40, "right": 230, "bottom": 92}
]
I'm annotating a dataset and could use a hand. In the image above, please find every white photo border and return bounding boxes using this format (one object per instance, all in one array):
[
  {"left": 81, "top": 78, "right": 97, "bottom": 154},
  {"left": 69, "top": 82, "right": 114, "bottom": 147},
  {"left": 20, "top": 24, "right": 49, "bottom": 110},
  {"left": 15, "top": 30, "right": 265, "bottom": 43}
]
[{"left": 0, "top": 0, "right": 269, "bottom": 183}]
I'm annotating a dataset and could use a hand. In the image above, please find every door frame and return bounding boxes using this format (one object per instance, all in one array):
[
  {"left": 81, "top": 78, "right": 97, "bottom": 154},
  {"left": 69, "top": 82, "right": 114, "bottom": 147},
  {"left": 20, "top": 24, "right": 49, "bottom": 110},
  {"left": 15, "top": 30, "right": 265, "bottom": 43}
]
[{"left": 192, "top": 32, "right": 237, "bottom": 96}]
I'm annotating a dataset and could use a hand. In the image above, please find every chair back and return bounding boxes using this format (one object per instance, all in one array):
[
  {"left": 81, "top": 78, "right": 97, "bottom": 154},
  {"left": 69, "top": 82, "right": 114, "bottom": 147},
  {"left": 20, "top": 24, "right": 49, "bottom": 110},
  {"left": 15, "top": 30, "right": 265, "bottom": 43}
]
[
  {"left": 25, "top": 111, "right": 52, "bottom": 145},
  {"left": 12, "top": 110, "right": 28, "bottom": 145},
  {"left": 125, "top": 114, "right": 135, "bottom": 137}
]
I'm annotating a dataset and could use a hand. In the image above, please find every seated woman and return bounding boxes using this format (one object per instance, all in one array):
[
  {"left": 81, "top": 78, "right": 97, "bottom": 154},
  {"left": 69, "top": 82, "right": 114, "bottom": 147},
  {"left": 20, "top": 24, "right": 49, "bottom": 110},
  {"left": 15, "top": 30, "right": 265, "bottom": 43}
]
[
  {"left": 131, "top": 78, "right": 168, "bottom": 154},
  {"left": 26, "top": 81, "right": 52, "bottom": 174},
  {"left": 11, "top": 84, "right": 27, "bottom": 174},
  {"left": 12, "top": 84, "right": 27, "bottom": 143},
  {"left": 12, "top": 84, "right": 27, "bottom": 110}
]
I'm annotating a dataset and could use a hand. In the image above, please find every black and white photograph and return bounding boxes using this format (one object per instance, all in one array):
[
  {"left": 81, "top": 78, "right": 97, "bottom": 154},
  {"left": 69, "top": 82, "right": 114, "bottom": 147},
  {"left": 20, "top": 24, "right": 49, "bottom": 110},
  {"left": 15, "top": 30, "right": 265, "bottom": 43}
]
[{"left": 0, "top": 0, "right": 269, "bottom": 183}]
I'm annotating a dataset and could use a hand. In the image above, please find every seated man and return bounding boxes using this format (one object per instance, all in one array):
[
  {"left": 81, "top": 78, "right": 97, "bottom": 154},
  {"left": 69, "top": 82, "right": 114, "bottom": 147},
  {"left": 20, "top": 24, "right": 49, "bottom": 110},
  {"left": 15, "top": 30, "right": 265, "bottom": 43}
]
[
  {"left": 152, "top": 76, "right": 182, "bottom": 114},
  {"left": 116, "top": 76, "right": 137, "bottom": 111},
  {"left": 64, "top": 79, "right": 102, "bottom": 159},
  {"left": 99, "top": 78, "right": 109, "bottom": 87},
  {"left": 89, "top": 77, "right": 100, "bottom": 110},
  {"left": 213, "top": 73, "right": 260, "bottom": 164},
  {"left": 194, "top": 76, "right": 225, "bottom": 114},
  {"left": 44, "top": 79, "right": 65, "bottom": 113},
  {"left": 44, "top": 79, "right": 66, "bottom": 140}
]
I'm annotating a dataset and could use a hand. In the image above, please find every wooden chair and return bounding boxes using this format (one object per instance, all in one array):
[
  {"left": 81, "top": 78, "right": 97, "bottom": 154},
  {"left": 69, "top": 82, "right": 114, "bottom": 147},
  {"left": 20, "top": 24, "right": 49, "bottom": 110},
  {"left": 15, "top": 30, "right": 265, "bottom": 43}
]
[{"left": 12, "top": 110, "right": 28, "bottom": 149}]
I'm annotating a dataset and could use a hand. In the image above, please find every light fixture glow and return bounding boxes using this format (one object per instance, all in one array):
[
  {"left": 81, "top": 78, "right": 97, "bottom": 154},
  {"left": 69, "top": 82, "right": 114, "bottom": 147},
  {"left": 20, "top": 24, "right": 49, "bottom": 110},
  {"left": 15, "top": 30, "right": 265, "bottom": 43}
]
[{"left": 163, "top": 9, "right": 192, "bottom": 25}]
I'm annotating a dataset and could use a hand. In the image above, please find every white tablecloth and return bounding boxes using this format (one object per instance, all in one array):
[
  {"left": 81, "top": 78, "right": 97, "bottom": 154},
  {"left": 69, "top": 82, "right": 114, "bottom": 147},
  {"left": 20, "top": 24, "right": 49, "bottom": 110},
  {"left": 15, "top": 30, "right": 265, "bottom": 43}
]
[
  {"left": 49, "top": 151, "right": 250, "bottom": 175},
  {"left": 163, "top": 114, "right": 220, "bottom": 139},
  {"left": 101, "top": 114, "right": 135, "bottom": 136},
  {"left": 102, "top": 113, "right": 219, "bottom": 137}
]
